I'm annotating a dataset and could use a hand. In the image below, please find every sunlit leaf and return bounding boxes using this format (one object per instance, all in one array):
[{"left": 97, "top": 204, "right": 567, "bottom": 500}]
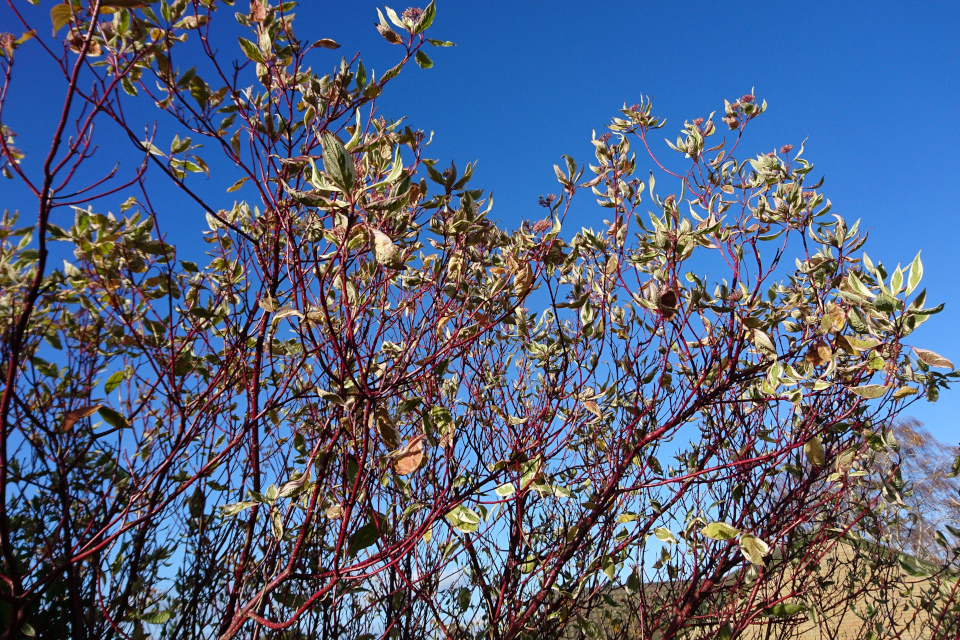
[
  {"left": 446, "top": 505, "right": 481, "bottom": 533},
  {"left": 60, "top": 404, "right": 102, "bottom": 433},
  {"left": 851, "top": 385, "right": 887, "bottom": 399},
  {"left": 739, "top": 534, "right": 770, "bottom": 566},
  {"left": 415, "top": 50, "right": 433, "bottom": 69},
  {"left": 803, "top": 437, "right": 825, "bottom": 467},
  {"left": 393, "top": 435, "right": 425, "bottom": 475},
  {"left": 50, "top": 4, "right": 73, "bottom": 36},
  {"left": 701, "top": 522, "right": 739, "bottom": 541},
  {"left": 913, "top": 347, "right": 953, "bottom": 370}
]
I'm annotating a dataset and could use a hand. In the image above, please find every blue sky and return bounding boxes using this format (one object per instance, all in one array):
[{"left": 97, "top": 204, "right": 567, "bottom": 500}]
[
  {"left": 3, "top": 0, "right": 959, "bottom": 443},
  {"left": 318, "top": 0, "right": 960, "bottom": 444}
]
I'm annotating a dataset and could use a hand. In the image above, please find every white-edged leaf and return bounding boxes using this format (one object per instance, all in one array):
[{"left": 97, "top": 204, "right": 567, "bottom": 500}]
[
  {"left": 495, "top": 483, "right": 515, "bottom": 497},
  {"left": 446, "top": 504, "right": 481, "bottom": 533},
  {"left": 654, "top": 527, "right": 677, "bottom": 544},
  {"left": 220, "top": 501, "right": 257, "bottom": 517},
  {"left": 913, "top": 347, "right": 953, "bottom": 370},
  {"left": 739, "top": 534, "right": 770, "bottom": 565}
]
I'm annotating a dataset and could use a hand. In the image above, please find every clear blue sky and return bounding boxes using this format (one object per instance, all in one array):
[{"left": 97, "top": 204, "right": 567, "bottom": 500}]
[{"left": 3, "top": 0, "right": 958, "bottom": 443}]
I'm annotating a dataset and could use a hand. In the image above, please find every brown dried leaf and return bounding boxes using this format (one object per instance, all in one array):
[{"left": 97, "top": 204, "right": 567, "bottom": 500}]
[
  {"left": 373, "top": 407, "right": 401, "bottom": 450},
  {"left": 512, "top": 261, "right": 533, "bottom": 299},
  {"left": 583, "top": 400, "right": 603, "bottom": 421},
  {"left": 393, "top": 435, "right": 425, "bottom": 475},
  {"left": 250, "top": 0, "right": 267, "bottom": 23},
  {"left": 376, "top": 23, "right": 403, "bottom": 44},
  {"left": 61, "top": 404, "right": 102, "bottom": 433}
]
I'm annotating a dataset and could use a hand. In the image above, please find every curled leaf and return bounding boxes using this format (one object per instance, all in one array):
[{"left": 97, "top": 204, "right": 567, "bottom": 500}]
[
  {"left": 61, "top": 404, "right": 102, "bottom": 433},
  {"left": 739, "top": 534, "right": 770, "bottom": 566},
  {"left": 658, "top": 287, "right": 678, "bottom": 320},
  {"left": 512, "top": 261, "right": 533, "bottom": 299},
  {"left": 446, "top": 504, "right": 481, "bottom": 533},
  {"left": 393, "top": 435, "right": 425, "bottom": 475},
  {"left": 325, "top": 504, "right": 343, "bottom": 520},
  {"left": 583, "top": 400, "right": 603, "bottom": 421},
  {"left": 371, "top": 229, "right": 404, "bottom": 269},
  {"left": 373, "top": 406, "right": 401, "bottom": 450}
]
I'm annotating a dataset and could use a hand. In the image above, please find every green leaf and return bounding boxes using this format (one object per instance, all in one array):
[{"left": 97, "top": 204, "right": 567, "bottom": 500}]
[
  {"left": 321, "top": 132, "right": 355, "bottom": 192},
  {"left": 701, "top": 522, "right": 739, "bottom": 541},
  {"left": 601, "top": 555, "right": 616, "bottom": 581},
  {"left": 948, "top": 455, "right": 959, "bottom": 479},
  {"left": 905, "top": 252, "right": 923, "bottom": 296},
  {"left": 50, "top": 4, "right": 73, "bottom": 36},
  {"left": 716, "top": 623, "right": 732, "bottom": 640},
  {"left": 874, "top": 293, "right": 896, "bottom": 314},
  {"left": 768, "top": 602, "right": 807, "bottom": 617},
  {"left": 21, "top": 623, "right": 36, "bottom": 637},
  {"left": 445, "top": 505, "right": 481, "bottom": 533},
  {"left": 415, "top": 50, "right": 433, "bottom": 69},
  {"left": 413, "top": 1, "right": 435, "bottom": 34},
  {"left": 97, "top": 406, "right": 128, "bottom": 430},
  {"left": 139, "top": 610, "right": 172, "bottom": 624},
  {"left": 104, "top": 371, "right": 126, "bottom": 394},
  {"left": 851, "top": 385, "right": 887, "bottom": 399},
  {"left": 238, "top": 37, "right": 264, "bottom": 64},
  {"left": 347, "top": 520, "right": 381, "bottom": 557},
  {"left": 913, "top": 347, "right": 954, "bottom": 369},
  {"left": 427, "top": 39, "right": 456, "bottom": 47}
]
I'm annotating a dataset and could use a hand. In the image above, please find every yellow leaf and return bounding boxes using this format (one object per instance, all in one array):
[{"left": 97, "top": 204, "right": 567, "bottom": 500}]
[
  {"left": 803, "top": 437, "right": 825, "bottom": 467},
  {"left": 50, "top": 4, "right": 73, "bottom": 37}
]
